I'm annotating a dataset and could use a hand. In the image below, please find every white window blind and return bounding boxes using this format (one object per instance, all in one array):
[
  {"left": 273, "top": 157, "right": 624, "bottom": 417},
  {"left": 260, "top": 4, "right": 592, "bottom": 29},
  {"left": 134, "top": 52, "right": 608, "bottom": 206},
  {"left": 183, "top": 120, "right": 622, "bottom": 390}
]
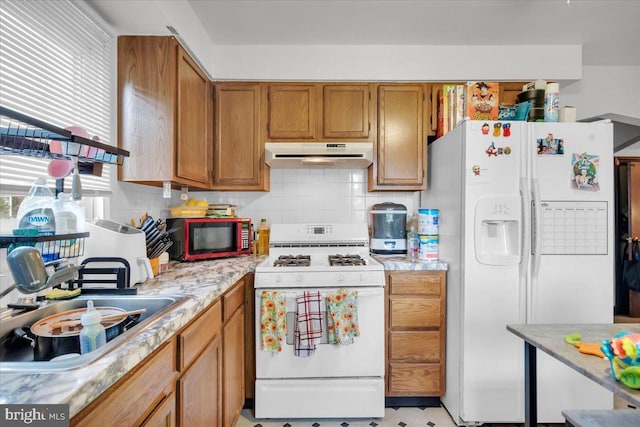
[{"left": 0, "top": 0, "right": 114, "bottom": 195}]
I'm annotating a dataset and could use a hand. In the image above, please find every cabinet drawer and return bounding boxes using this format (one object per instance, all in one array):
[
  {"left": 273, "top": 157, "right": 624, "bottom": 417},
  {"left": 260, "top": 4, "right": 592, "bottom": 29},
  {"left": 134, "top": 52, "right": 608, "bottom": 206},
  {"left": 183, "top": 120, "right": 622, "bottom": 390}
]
[
  {"left": 72, "top": 340, "right": 176, "bottom": 426},
  {"left": 389, "top": 272, "right": 442, "bottom": 295},
  {"left": 388, "top": 363, "right": 442, "bottom": 396},
  {"left": 223, "top": 280, "right": 244, "bottom": 322},
  {"left": 390, "top": 297, "right": 441, "bottom": 328},
  {"left": 179, "top": 301, "right": 222, "bottom": 371},
  {"left": 389, "top": 331, "right": 440, "bottom": 363}
]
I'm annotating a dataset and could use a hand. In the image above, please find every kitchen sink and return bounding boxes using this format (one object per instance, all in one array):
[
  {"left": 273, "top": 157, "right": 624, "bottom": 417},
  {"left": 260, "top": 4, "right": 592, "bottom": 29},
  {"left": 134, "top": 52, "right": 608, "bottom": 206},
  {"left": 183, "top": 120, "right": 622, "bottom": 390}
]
[{"left": 0, "top": 294, "right": 192, "bottom": 372}]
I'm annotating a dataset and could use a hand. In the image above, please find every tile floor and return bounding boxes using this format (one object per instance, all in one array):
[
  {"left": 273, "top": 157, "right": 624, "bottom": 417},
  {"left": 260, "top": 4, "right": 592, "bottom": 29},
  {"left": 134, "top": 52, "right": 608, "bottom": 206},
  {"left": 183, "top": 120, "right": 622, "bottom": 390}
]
[
  {"left": 237, "top": 406, "right": 457, "bottom": 427},
  {"left": 237, "top": 407, "right": 571, "bottom": 427}
]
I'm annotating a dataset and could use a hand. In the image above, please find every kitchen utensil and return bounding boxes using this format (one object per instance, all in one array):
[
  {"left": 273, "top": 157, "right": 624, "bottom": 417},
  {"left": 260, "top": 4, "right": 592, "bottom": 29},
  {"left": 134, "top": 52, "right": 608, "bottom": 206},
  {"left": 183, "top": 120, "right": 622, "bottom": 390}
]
[
  {"left": 49, "top": 308, "right": 147, "bottom": 329},
  {"left": 140, "top": 216, "right": 154, "bottom": 233},
  {"left": 14, "top": 305, "right": 140, "bottom": 361},
  {"left": 71, "top": 157, "right": 82, "bottom": 201}
]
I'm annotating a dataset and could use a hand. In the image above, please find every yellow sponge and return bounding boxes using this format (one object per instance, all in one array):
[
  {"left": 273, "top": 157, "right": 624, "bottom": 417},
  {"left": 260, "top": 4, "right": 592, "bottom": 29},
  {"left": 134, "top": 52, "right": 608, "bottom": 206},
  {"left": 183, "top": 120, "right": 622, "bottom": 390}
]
[{"left": 45, "top": 288, "right": 81, "bottom": 300}]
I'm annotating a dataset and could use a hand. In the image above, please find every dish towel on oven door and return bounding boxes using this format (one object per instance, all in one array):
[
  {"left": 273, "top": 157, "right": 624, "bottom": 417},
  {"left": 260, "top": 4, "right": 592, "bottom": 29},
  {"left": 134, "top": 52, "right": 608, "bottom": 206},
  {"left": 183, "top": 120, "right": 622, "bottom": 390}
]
[
  {"left": 326, "top": 289, "right": 360, "bottom": 345},
  {"left": 260, "top": 291, "right": 286, "bottom": 352},
  {"left": 294, "top": 291, "right": 323, "bottom": 356}
]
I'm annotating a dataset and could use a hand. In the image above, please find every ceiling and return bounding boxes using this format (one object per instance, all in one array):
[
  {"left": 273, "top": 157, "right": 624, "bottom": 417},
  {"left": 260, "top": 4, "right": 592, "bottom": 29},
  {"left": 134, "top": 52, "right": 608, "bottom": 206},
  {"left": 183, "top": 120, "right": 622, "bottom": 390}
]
[{"left": 88, "top": 0, "right": 640, "bottom": 67}]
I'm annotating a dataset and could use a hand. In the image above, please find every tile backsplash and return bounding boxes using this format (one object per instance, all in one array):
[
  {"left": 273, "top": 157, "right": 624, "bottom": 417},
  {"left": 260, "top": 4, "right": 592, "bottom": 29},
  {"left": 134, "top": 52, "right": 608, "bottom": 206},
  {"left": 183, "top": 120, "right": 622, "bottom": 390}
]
[
  {"left": 111, "top": 168, "right": 420, "bottom": 228},
  {"left": 1, "top": 169, "right": 419, "bottom": 307}
]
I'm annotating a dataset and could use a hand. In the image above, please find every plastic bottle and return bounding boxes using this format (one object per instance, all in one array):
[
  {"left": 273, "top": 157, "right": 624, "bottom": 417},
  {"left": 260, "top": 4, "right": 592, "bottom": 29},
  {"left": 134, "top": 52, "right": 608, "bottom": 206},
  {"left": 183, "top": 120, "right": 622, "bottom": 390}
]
[
  {"left": 17, "top": 177, "right": 57, "bottom": 260},
  {"left": 406, "top": 214, "right": 419, "bottom": 258},
  {"left": 257, "top": 218, "right": 270, "bottom": 256},
  {"left": 53, "top": 193, "right": 85, "bottom": 258},
  {"left": 79, "top": 300, "right": 106, "bottom": 354},
  {"left": 544, "top": 82, "right": 559, "bottom": 122}
]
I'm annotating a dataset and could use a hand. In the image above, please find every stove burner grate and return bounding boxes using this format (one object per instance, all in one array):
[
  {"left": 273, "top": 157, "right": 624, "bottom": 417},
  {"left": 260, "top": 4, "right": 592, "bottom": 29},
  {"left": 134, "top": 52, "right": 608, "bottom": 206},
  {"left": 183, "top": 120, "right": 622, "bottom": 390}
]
[
  {"left": 273, "top": 254, "right": 311, "bottom": 267},
  {"left": 328, "top": 254, "right": 367, "bottom": 266}
]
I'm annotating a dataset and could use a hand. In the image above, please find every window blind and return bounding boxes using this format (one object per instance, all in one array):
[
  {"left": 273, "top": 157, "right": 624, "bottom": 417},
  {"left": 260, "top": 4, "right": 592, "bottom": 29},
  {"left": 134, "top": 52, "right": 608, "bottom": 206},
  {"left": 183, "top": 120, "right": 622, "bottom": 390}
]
[{"left": 0, "top": 0, "right": 114, "bottom": 195}]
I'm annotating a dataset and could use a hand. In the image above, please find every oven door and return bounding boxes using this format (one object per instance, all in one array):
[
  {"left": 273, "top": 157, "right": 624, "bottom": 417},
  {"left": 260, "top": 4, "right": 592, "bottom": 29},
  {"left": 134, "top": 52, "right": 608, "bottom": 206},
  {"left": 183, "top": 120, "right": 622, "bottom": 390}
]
[{"left": 255, "top": 286, "right": 384, "bottom": 378}]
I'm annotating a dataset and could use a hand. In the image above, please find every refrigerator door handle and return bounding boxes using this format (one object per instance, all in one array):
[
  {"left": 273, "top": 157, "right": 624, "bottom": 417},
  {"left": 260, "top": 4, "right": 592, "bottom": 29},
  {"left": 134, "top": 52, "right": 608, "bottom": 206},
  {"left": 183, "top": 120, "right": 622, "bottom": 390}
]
[
  {"left": 531, "top": 178, "right": 543, "bottom": 279},
  {"left": 519, "top": 178, "right": 530, "bottom": 323}
]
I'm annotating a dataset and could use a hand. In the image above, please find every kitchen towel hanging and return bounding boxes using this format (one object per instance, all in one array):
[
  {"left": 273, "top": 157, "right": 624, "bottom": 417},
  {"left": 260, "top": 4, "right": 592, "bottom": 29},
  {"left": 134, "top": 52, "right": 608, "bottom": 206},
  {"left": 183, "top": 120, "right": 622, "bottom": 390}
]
[
  {"left": 260, "top": 291, "right": 286, "bottom": 352},
  {"left": 294, "top": 291, "right": 323, "bottom": 357},
  {"left": 326, "top": 289, "right": 360, "bottom": 346}
]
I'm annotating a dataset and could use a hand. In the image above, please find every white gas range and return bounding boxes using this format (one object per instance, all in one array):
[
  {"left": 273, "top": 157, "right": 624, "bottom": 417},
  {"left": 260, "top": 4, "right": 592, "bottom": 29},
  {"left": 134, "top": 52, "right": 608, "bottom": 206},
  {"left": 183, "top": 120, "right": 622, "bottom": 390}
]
[{"left": 254, "top": 223, "right": 385, "bottom": 419}]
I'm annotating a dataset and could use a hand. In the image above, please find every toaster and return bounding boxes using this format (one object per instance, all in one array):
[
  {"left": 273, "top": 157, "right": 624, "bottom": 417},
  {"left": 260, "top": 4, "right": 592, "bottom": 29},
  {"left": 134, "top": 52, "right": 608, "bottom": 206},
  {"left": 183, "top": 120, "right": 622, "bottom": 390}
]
[{"left": 81, "top": 219, "right": 153, "bottom": 287}]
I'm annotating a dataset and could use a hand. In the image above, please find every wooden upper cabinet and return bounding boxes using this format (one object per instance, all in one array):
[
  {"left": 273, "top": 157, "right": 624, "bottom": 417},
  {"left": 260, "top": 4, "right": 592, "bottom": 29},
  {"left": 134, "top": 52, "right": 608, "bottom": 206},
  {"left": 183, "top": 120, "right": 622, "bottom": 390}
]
[
  {"left": 117, "top": 36, "right": 211, "bottom": 189},
  {"left": 213, "top": 83, "right": 268, "bottom": 191},
  {"left": 369, "top": 84, "right": 427, "bottom": 190},
  {"left": 176, "top": 46, "right": 211, "bottom": 186},
  {"left": 265, "top": 83, "right": 372, "bottom": 141},
  {"left": 322, "top": 84, "right": 371, "bottom": 139},
  {"left": 267, "top": 84, "right": 318, "bottom": 139}
]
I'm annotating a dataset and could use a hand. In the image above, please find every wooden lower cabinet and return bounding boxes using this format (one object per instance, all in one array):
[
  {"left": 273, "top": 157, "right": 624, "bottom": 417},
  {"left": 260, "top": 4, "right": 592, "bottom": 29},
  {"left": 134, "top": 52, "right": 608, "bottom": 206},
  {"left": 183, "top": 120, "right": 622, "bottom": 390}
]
[
  {"left": 223, "top": 289, "right": 245, "bottom": 427},
  {"left": 386, "top": 270, "right": 446, "bottom": 397},
  {"left": 178, "top": 336, "right": 222, "bottom": 427},
  {"left": 71, "top": 277, "right": 248, "bottom": 427},
  {"left": 71, "top": 340, "right": 177, "bottom": 426},
  {"left": 142, "top": 393, "right": 176, "bottom": 427}
]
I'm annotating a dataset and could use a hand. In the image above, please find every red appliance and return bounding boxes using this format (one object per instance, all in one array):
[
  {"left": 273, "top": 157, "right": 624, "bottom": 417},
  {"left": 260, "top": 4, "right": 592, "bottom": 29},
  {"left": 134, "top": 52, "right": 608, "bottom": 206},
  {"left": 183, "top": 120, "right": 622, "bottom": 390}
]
[{"left": 166, "top": 217, "right": 252, "bottom": 261}]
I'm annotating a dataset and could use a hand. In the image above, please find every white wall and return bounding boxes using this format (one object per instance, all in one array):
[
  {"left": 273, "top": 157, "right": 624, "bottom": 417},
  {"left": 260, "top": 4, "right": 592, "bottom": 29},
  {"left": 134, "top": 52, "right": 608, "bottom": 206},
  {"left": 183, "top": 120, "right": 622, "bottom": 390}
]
[
  {"left": 561, "top": 66, "right": 640, "bottom": 120},
  {"left": 210, "top": 44, "right": 582, "bottom": 81}
]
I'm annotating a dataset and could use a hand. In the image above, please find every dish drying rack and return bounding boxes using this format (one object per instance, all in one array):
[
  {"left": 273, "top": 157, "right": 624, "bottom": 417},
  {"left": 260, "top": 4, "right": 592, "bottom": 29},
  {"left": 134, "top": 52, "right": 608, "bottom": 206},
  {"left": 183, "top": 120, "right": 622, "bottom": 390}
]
[
  {"left": 0, "top": 232, "right": 89, "bottom": 261},
  {"left": 0, "top": 106, "right": 129, "bottom": 194},
  {"left": 0, "top": 236, "right": 137, "bottom": 296}
]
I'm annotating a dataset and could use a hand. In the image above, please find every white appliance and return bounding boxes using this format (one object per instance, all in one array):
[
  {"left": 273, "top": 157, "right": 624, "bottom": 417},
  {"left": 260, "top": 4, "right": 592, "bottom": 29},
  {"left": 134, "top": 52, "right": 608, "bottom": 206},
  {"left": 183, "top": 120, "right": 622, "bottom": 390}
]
[
  {"left": 265, "top": 142, "right": 374, "bottom": 168},
  {"left": 426, "top": 120, "right": 614, "bottom": 425},
  {"left": 254, "top": 223, "right": 385, "bottom": 419},
  {"left": 81, "top": 219, "right": 153, "bottom": 287}
]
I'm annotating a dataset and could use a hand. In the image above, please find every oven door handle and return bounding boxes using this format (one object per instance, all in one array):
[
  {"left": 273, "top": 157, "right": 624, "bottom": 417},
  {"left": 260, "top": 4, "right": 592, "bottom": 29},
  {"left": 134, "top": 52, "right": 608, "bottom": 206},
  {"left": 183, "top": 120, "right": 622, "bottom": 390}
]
[{"left": 280, "top": 288, "right": 384, "bottom": 299}]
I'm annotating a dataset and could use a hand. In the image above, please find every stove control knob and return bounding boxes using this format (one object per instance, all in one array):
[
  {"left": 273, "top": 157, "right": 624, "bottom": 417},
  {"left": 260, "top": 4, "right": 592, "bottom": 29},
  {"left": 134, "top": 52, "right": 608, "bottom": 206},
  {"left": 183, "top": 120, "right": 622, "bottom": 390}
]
[
  {"left": 338, "top": 273, "right": 345, "bottom": 282},
  {"left": 296, "top": 274, "right": 303, "bottom": 283},
  {"left": 275, "top": 275, "right": 282, "bottom": 283}
]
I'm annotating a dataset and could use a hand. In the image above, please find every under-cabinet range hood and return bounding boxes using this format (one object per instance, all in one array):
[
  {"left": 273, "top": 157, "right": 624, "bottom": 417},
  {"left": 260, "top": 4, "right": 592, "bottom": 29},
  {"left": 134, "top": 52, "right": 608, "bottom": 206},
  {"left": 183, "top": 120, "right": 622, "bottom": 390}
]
[{"left": 265, "top": 142, "right": 374, "bottom": 168}]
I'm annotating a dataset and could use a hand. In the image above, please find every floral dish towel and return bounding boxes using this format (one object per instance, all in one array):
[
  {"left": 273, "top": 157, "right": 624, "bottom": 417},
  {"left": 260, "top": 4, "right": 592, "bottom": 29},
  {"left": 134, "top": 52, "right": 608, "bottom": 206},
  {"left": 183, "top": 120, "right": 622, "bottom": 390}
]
[
  {"left": 326, "top": 289, "right": 360, "bottom": 346},
  {"left": 260, "top": 290, "right": 286, "bottom": 352}
]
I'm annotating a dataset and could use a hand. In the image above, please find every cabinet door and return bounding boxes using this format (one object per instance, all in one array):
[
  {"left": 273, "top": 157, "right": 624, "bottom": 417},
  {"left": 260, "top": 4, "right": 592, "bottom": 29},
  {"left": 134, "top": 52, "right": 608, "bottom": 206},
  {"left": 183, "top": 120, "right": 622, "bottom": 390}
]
[
  {"left": 244, "top": 274, "right": 255, "bottom": 400},
  {"left": 175, "top": 46, "right": 211, "bottom": 187},
  {"left": 223, "top": 307, "right": 245, "bottom": 427},
  {"left": 178, "top": 335, "right": 222, "bottom": 427},
  {"left": 118, "top": 36, "right": 176, "bottom": 183},
  {"left": 141, "top": 393, "right": 176, "bottom": 427},
  {"left": 267, "top": 84, "right": 318, "bottom": 139},
  {"left": 213, "top": 83, "right": 266, "bottom": 190},
  {"left": 371, "top": 84, "right": 426, "bottom": 190},
  {"left": 323, "top": 84, "right": 371, "bottom": 139}
]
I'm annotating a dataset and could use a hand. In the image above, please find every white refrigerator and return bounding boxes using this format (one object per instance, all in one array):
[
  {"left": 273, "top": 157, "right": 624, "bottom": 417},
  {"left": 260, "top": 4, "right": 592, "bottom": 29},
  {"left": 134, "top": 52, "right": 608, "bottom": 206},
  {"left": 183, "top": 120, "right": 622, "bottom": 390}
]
[{"left": 426, "top": 120, "right": 614, "bottom": 425}]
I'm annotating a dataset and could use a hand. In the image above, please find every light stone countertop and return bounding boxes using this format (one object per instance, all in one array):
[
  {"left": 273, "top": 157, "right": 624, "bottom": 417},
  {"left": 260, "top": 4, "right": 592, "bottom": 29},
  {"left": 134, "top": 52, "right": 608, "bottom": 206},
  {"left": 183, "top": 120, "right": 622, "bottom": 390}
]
[
  {"left": 372, "top": 254, "right": 448, "bottom": 271},
  {"left": 0, "top": 255, "right": 264, "bottom": 418},
  {"left": 0, "top": 252, "right": 444, "bottom": 418}
]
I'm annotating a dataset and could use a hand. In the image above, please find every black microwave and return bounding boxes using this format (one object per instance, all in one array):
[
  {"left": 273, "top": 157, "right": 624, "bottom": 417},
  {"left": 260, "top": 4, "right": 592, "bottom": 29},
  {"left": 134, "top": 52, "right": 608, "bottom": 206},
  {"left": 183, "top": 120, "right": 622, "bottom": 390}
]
[{"left": 166, "top": 217, "right": 252, "bottom": 261}]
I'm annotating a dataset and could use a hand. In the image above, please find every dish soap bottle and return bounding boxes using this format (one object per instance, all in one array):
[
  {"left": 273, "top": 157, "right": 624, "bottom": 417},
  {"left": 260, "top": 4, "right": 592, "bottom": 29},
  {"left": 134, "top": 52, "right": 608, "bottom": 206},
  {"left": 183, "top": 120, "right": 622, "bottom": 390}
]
[
  {"left": 257, "top": 218, "right": 270, "bottom": 255},
  {"left": 79, "top": 300, "right": 106, "bottom": 354},
  {"left": 16, "top": 177, "right": 57, "bottom": 260}
]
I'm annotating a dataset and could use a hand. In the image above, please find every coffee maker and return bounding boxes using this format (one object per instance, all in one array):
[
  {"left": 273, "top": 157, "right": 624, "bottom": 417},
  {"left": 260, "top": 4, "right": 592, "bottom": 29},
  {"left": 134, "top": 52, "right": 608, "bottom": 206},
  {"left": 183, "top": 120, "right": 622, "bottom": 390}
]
[{"left": 370, "top": 202, "right": 407, "bottom": 254}]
